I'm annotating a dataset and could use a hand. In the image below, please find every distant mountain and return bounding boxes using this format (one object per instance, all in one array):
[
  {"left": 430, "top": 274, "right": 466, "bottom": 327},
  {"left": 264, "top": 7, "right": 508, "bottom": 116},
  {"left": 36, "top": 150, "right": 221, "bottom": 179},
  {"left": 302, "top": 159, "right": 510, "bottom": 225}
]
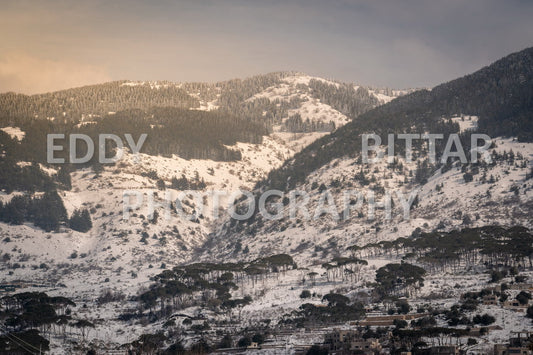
[
  {"left": 0, "top": 71, "right": 397, "bottom": 124},
  {"left": 0, "top": 72, "right": 405, "bottom": 289},
  {"left": 0, "top": 72, "right": 400, "bottom": 164},
  {"left": 263, "top": 47, "right": 533, "bottom": 192},
  {"left": 211, "top": 47, "right": 533, "bottom": 263}
]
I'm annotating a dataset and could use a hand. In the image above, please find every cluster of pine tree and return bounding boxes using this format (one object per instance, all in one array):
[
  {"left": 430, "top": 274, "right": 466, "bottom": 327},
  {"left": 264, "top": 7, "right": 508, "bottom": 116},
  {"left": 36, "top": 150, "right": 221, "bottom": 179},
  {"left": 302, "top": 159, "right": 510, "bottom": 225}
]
[
  {"left": 0, "top": 81, "right": 198, "bottom": 122},
  {"left": 170, "top": 173, "right": 207, "bottom": 191},
  {"left": 0, "top": 191, "right": 67, "bottom": 232},
  {"left": 364, "top": 226, "right": 533, "bottom": 269},
  {"left": 282, "top": 113, "right": 335, "bottom": 133},
  {"left": 68, "top": 209, "right": 92, "bottom": 233},
  {"left": 0, "top": 159, "right": 55, "bottom": 194},
  {"left": 1, "top": 106, "right": 267, "bottom": 163},
  {"left": 215, "top": 72, "right": 293, "bottom": 117},
  {"left": 0, "top": 191, "right": 91, "bottom": 233},
  {"left": 307, "top": 79, "right": 379, "bottom": 118},
  {"left": 0, "top": 292, "right": 78, "bottom": 352}
]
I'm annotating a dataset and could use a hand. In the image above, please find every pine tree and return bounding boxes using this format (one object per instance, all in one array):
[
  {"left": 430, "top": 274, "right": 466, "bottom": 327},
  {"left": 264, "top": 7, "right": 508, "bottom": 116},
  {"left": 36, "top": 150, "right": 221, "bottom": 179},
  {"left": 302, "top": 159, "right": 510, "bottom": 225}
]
[
  {"left": 33, "top": 191, "right": 67, "bottom": 232},
  {"left": 69, "top": 208, "right": 93, "bottom": 232},
  {"left": 2, "top": 195, "right": 29, "bottom": 225},
  {"left": 57, "top": 166, "right": 72, "bottom": 190}
]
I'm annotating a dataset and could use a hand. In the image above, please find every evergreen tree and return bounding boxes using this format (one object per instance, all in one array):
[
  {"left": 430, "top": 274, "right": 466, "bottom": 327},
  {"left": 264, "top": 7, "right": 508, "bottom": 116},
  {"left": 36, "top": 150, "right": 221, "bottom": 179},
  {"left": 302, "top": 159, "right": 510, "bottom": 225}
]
[
  {"left": 2, "top": 194, "right": 30, "bottom": 225},
  {"left": 57, "top": 166, "right": 72, "bottom": 190},
  {"left": 69, "top": 208, "right": 93, "bottom": 233},
  {"left": 32, "top": 191, "right": 67, "bottom": 232}
]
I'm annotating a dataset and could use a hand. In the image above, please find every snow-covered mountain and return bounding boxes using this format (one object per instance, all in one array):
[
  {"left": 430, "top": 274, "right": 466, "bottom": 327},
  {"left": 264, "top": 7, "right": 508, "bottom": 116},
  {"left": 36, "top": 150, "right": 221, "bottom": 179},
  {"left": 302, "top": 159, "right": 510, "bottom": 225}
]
[
  {"left": 208, "top": 131, "right": 533, "bottom": 265},
  {"left": 210, "top": 48, "right": 533, "bottom": 264},
  {"left": 0, "top": 72, "right": 405, "bottom": 294},
  {"left": 0, "top": 53, "right": 532, "bottom": 353}
]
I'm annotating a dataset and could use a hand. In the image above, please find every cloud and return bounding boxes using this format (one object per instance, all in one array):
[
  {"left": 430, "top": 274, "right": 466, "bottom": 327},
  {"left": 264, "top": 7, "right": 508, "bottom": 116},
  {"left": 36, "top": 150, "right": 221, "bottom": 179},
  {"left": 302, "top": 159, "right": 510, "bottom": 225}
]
[
  {"left": 0, "top": 53, "right": 111, "bottom": 95},
  {"left": 0, "top": 1, "right": 531, "bottom": 90}
]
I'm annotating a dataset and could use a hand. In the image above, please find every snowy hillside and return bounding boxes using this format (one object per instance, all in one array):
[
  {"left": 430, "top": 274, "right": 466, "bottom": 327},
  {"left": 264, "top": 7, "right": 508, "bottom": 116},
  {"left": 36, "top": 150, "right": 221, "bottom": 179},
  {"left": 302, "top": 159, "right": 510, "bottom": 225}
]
[
  {"left": 209, "top": 133, "right": 533, "bottom": 265},
  {"left": 0, "top": 72, "right": 406, "bottom": 292},
  {"left": 211, "top": 48, "right": 533, "bottom": 267},
  {"left": 0, "top": 60, "right": 531, "bottom": 354}
]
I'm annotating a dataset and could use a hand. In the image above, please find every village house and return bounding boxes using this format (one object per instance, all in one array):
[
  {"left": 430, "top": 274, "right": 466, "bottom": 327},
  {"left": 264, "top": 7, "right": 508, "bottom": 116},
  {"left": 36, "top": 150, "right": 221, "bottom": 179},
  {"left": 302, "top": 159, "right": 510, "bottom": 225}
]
[
  {"left": 503, "top": 300, "right": 529, "bottom": 312},
  {"left": 494, "top": 331, "right": 533, "bottom": 355},
  {"left": 508, "top": 284, "right": 533, "bottom": 292},
  {"left": 483, "top": 294, "right": 499, "bottom": 306},
  {"left": 324, "top": 329, "right": 383, "bottom": 355}
]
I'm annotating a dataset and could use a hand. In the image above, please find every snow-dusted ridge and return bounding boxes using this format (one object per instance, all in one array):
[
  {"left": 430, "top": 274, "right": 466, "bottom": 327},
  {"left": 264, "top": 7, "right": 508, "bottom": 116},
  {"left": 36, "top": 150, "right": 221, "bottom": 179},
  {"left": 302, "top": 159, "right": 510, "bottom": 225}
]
[{"left": 209, "top": 134, "right": 533, "bottom": 266}]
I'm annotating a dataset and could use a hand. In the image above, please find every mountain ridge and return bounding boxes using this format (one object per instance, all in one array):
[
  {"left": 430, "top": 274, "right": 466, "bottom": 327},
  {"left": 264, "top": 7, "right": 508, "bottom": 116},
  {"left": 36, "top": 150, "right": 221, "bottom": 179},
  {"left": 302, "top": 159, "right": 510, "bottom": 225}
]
[{"left": 210, "top": 47, "right": 533, "bottom": 264}]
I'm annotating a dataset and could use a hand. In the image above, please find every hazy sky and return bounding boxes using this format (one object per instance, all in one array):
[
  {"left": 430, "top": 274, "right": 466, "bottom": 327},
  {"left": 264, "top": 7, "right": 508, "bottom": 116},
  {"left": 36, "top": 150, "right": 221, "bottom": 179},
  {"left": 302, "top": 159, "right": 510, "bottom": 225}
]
[{"left": 1, "top": 0, "right": 532, "bottom": 94}]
